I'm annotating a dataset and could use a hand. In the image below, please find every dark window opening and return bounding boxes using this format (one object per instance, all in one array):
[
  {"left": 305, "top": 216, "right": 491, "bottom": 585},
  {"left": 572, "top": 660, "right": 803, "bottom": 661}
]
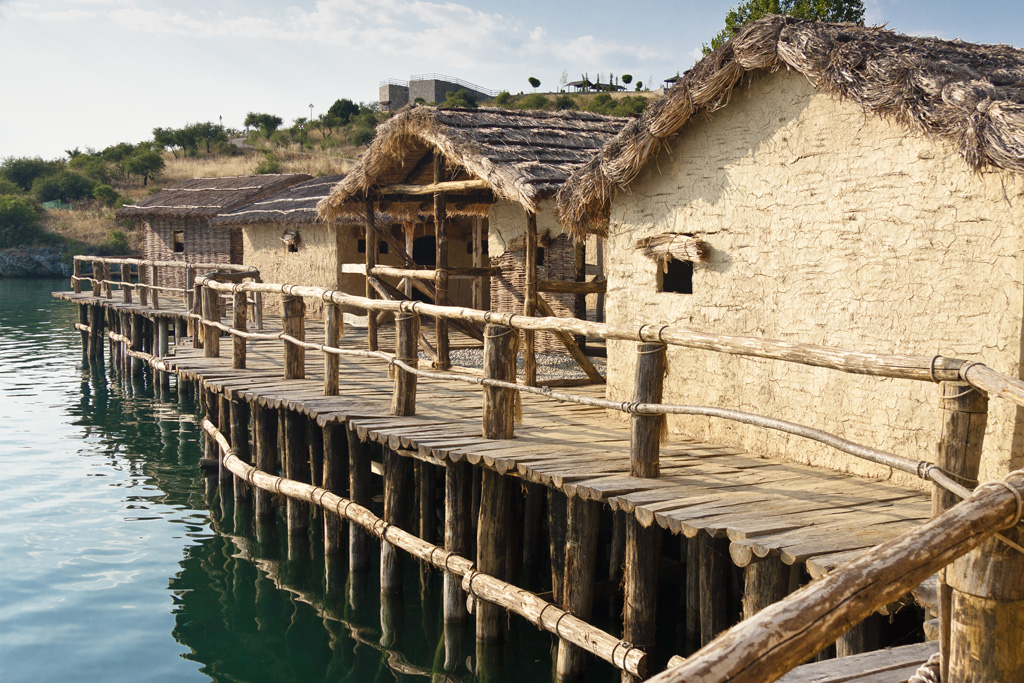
[
  {"left": 466, "top": 240, "right": 489, "bottom": 255},
  {"left": 659, "top": 259, "right": 693, "bottom": 294},
  {"left": 172, "top": 230, "right": 185, "bottom": 253},
  {"left": 379, "top": 241, "right": 389, "bottom": 254},
  {"left": 412, "top": 236, "right": 437, "bottom": 266},
  {"left": 536, "top": 247, "right": 545, "bottom": 267},
  {"left": 357, "top": 238, "right": 366, "bottom": 253},
  {"left": 358, "top": 238, "right": 390, "bottom": 255},
  {"left": 287, "top": 243, "right": 298, "bottom": 253}
]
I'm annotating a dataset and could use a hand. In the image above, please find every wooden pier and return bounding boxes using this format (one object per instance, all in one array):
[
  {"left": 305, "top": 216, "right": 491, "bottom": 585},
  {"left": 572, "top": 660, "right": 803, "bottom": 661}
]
[{"left": 54, "top": 257, "right": 1024, "bottom": 683}]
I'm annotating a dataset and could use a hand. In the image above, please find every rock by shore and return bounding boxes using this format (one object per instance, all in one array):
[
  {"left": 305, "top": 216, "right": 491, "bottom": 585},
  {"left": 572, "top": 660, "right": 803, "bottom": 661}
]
[{"left": 0, "top": 247, "right": 72, "bottom": 278}]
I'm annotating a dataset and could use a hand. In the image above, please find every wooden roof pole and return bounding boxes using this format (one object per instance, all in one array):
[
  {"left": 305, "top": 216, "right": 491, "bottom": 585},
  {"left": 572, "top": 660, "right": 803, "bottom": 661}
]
[
  {"left": 523, "top": 212, "right": 538, "bottom": 387},
  {"left": 434, "top": 153, "right": 451, "bottom": 370},
  {"left": 364, "top": 198, "right": 379, "bottom": 352}
]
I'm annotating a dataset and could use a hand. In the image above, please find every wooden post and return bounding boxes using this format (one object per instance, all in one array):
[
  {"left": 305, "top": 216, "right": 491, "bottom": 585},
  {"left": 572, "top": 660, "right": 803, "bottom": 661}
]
[
  {"left": 444, "top": 460, "right": 472, "bottom": 624},
  {"left": 129, "top": 314, "right": 144, "bottom": 376},
  {"left": 623, "top": 518, "right": 661, "bottom": 682},
  {"left": 521, "top": 481, "right": 546, "bottom": 588},
  {"left": 322, "top": 423, "right": 348, "bottom": 562},
  {"left": 150, "top": 265, "right": 160, "bottom": 310},
  {"left": 931, "top": 381, "right": 988, "bottom": 681},
  {"left": 523, "top": 212, "right": 538, "bottom": 386},
  {"left": 218, "top": 395, "right": 232, "bottom": 488},
  {"left": 73, "top": 259, "right": 82, "bottom": 294},
  {"left": 185, "top": 266, "right": 196, "bottom": 338},
  {"left": 381, "top": 449, "right": 412, "bottom": 594},
  {"left": 472, "top": 217, "right": 484, "bottom": 310},
  {"left": 88, "top": 260, "right": 100, "bottom": 297},
  {"left": 434, "top": 154, "right": 450, "bottom": 370},
  {"left": 156, "top": 317, "right": 169, "bottom": 388},
  {"left": 88, "top": 304, "right": 104, "bottom": 361},
  {"left": 252, "top": 403, "right": 277, "bottom": 521},
  {"left": 202, "top": 285, "right": 220, "bottom": 358},
  {"left": 556, "top": 496, "right": 601, "bottom": 681},
  {"left": 417, "top": 461, "right": 437, "bottom": 545},
  {"left": 119, "top": 312, "right": 130, "bottom": 373},
  {"left": 282, "top": 293, "right": 305, "bottom": 379},
  {"left": 139, "top": 264, "right": 148, "bottom": 307},
  {"left": 391, "top": 312, "right": 420, "bottom": 416},
  {"left": 482, "top": 323, "right": 517, "bottom": 439},
  {"left": 103, "top": 262, "right": 112, "bottom": 299},
  {"left": 596, "top": 237, "right": 605, "bottom": 323},
  {"left": 404, "top": 223, "right": 415, "bottom": 299},
  {"left": 364, "top": 200, "right": 379, "bottom": 353},
  {"left": 191, "top": 280, "right": 202, "bottom": 349},
  {"left": 685, "top": 535, "right": 701, "bottom": 652},
  {"left": 548, "top": 489, "right": 568, "bottom": 605},
  {"left": 348, "top": 427, "right": 372, "bottom": 571},
  {"left": 232, "top": 289, "right": 247, "bottom": 370},
  {"left": 121, "top": 263, "right": 132, "bottom": 303},
  {"left": 631, "top": 343, "right": 666, "bottom": 478},
  {"left": 283, "top": 410, "right": 310, "bottom": 539},
  {"left": 742, "top": 556, "right": 792, "bottom": 620},
  {"left": 229, "top": 399, "right": 251, "bottom": 501},
  {"left": 476, "top": 469, "right": 515, "bottom": 642},
  {"left": 323, "top": 302, "right": 341, "bottom": 396},
  {"left": 699, "top": 534, "right": 733, "bottom": 647},
  {"left": 835, "top": 615, "right": 880, "bottom": 658}
]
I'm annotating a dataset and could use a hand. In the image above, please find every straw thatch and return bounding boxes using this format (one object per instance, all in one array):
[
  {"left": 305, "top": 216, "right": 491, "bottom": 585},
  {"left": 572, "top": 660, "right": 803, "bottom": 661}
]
[
  {"left": 116, "top": 174, "right": 312, "bottom": 220},
  {"left": 557, "top": 15, "right": 1024, "bottom": 239},
  {"left": 317, "top": 106, "right": 628, "bottom": 222},
  {"left": 211, "top": 174, "right": 348, "bottom": 226}
]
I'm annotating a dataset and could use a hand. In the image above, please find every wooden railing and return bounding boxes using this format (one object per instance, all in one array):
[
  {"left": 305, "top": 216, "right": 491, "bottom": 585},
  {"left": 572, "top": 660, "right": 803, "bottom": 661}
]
[{"left": 185, "top": 275, "right": 1024, "bottom": 682}]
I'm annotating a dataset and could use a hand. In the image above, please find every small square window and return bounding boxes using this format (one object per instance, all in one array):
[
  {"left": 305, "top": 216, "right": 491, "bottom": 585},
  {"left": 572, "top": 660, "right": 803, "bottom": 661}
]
[
  {"left": 379, "top": 241, "right": 389, "bottom": 254},
  {"left": 172, "top": 230, "right": 185, "bottom": 253},
  {"left": 357, "top": 238, "right": 366, "bottom": 253},
  {"left": 287, "top": 243, "right": 298, "bottom": 253},
  {"left": 536, "top": 247, "right": 546, "bottom": 266},
  {"left": 659, "top": 258, "right": 693, "bottom": 294}
]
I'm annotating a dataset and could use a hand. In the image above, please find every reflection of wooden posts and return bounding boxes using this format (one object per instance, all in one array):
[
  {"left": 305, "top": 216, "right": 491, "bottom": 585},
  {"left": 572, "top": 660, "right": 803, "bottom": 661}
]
[
  {"left": 391, "top": 312, "right": 419, "bottom": 416},
  {"left": 283, "top": 411, "right": 310, "bottom": 539},
  {"left": 150, "top": 265, "right": 160, "bottom": 309},
  {"left": 282, "top": 293, "right": 305, "bottom": 380},
  {"left": 230, "top": 399, "right": 251, "bottom": 501},
  {"left": 348, "top": 427, "right": 371, "bottom": 571},
  {"left": 444, "top": 460, "right": 472, "bottom": 624},
  {"left": 364, "top": 200, "right": 379, "bottom": 352},
  {"left": 218, "top": 395, "right": 232, "bottom": 487},
  {"left": 130, "top": 315, "right": 145, "bottom": 376},
  {"left": 89, "top": 304, "right": 105, "bottom": 361},
  {"left": 472, "top": 217, "right": 484, "bottom": 310},
  {"left": 434, "top": 155, "right": 450, "bottom": 370},
  {"left": 77, "top": 305, "right": 88, "bottom": 356},
  {"left": 476, "top": 469, "right": 515, "bottom": 642},
  {"left": 202, "top": 285, "right": 220, "bottom": 358},
  {"left": 232, "top": 289, "right": 247, "bottom": 370},
  {"left": 156, "top": 317, "right": 169, "bottom": 386},
  {"left": 931, "top": 381, "right": 988, "bottom": 681},
  {"left": 121, "top": 263, "right": 132, "bottom": 303},
  {"left": 556, "top": 496, "right": 601, "bottom": 681},
  {"left": 185, "top": 266, "right": 196, "bottom": 337},
  {"left": 482, "top": 324, "right": 517, "bottom": 439},
  {"left": 381, "top": 449, "right": 412, "bottom": 594},
  {"left": 324, "top": 302, "right": 341, "bottom": 396},
  {"left": 523, "top": 212, "right": 538, "bottom": 386},
  {"left": 252, "top": 403, "right": 277, "bottom": 521},
  {"left": 622, "top": 342, "right": 666, "bottom": 680},
  {"left": 73, "top": 259, "right": 82, "bottom": 293}
]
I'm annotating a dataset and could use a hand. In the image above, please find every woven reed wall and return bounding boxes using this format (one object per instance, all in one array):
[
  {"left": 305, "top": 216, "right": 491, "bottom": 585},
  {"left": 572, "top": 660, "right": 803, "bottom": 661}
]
[{"left": 143, "top": 218, "right": 241, "bottom": 290}]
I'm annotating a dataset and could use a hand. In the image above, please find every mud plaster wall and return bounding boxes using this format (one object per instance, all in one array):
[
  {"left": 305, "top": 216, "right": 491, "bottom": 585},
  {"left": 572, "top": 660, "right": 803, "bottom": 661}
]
[
  {"left": 243, "top": 223, "right": 339, "bottom": 319},
  {"left": 489, "top": 199, "right": 583, "bottom": 351},
  {"left": 605, "top": 68, "right": 1024, "bottom": 488}
]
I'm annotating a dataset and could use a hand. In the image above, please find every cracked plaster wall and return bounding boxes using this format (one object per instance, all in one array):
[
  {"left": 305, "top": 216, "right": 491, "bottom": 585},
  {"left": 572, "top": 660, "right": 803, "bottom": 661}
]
[{"left": 605, "top": 69, "right": 1024, "bottom": 488}]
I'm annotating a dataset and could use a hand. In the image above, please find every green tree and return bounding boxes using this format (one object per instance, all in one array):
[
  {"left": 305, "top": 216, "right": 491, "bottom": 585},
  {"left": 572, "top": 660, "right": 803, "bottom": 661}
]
[
  {"left": 327, "top": 98, "right": 359, "bottom": 123},
  {"left": 493, "top": 91, "right": 513, "bottom": 106},
  {"left": 0, "top": 178, "right": 22, "bottom": 195},
  {"left": 92, "top": 184, "right": 121, "bottom": 207},
  {"left": 254, "top": 151, "right": 281, "bottom": 174},
  {"left": 528, "top": 76, "right": 541, "bottom": 91},
  {"left": 349, "top": 127, "right": 375, "bottom": 147},
  {"left": 442, "top": 89, "right": 478, "bottom": 108},
  {"left": 1, "top": 156, "right": 64, "bottom": 192},
  {"left": 311, "top": 112, "right": 343, "bottom": 139},
  {"left": 553, "top": 94, "right": 577, "bottom": 111},
  {"left": 704, "top": 0, "right": 865, "bottom": 53},
  {"left": 32, "top": 171, "right": 95, "bottom": 203},
  {"left": 123, "top": 150, "right": 165, "bottom": 186},
  {"left": 519, "top": 93, "right": 551, "bottom": 110},
  {"left": 0, "top": 195, "right": 43, "bottom": 248},
  {"left": 68, "top": 154, "right": 112, "bottom": 184},
  {"left": 244, "top": 112, "right": 284, "bottom": 137},
  {"left": 621, "top": 74, "right": 633, "bottom": 85},
  {"left": 184, "top": 121, "right": 227, "bottom": 154}
]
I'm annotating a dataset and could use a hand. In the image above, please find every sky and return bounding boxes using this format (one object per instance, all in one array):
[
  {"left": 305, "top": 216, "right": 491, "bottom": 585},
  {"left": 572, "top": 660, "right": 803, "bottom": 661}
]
[{"left": 2, "top": 0, "right": 1023, "bottom": 160}]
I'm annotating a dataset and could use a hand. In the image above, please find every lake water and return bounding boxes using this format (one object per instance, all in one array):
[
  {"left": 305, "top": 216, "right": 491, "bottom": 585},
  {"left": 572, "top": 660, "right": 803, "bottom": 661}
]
[{"left": 0, "top": 278, "right": 615, "bottom": 682}]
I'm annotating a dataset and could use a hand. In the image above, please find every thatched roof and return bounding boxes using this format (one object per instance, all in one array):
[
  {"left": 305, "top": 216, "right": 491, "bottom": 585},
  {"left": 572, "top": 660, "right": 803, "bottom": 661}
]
[
  {"left": 116, "top": 174, "right": 312, "bottom": 220},
  {"left": 318, "top": 106, "right": 628, "bottom": 222},
  {"left": 211, "top": 174, "right": 348, "bottom": 226},
  {"left": 557, "top": 15, "right": 1024, "bottom": 239}
]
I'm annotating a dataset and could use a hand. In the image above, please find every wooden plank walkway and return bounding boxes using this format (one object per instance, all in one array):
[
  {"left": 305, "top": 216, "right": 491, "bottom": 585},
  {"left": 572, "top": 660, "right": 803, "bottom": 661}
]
[
  {"left": 145, "top": 306, "right": 933, "bottom": 579},
  {"left": 778, "top": 642, "right": 937, "bottom": 682}
]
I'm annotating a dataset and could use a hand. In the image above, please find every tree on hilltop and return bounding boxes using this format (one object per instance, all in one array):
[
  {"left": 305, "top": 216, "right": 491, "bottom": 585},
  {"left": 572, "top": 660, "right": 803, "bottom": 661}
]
[{"left": 703, "top": 0, "right": 865, "bottom": 54}]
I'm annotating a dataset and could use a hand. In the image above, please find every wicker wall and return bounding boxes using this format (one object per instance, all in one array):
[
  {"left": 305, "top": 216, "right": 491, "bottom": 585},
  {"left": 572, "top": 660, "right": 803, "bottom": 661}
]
[{"left": 143, "top": 218, "right": 242, "bottom": 290}]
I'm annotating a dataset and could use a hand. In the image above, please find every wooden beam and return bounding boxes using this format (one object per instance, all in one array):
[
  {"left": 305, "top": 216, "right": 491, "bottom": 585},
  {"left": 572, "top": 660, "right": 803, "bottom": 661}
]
[
  {"left": 434, "top": 154, "right": 451, "bottom": 371},
  {"left": 538, "top": 278, "right": 607, "bottom": 295},
  {"left": 524, "top": 212, "right": 538, "bottom": 387},
  {"left": 536, "top": 294, "right": 604, "bottom": 384},
  {"left": 364, "top": 199, "right": 379, "bottom": 352},
  {"left": 379, "top": 179, "right": 490, "bottom": 195}
]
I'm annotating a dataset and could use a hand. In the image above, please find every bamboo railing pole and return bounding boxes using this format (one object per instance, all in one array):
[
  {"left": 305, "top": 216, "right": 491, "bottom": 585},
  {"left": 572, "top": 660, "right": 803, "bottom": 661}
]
[
  {"left": 202, "top": 285, "right": 220, "bottom": 358},
  {"left": 150, "top": 265, "right": 160, "bottom": 310},
  {"left": 121, "top": 263, "right": 132, "bottom": 303},
  {"left": 434, "top": 154, "right": 451, "bottom": 371},
  {"left": 647, "top": 476, "right": 1024, "bottom": 683},
  {"left": 324, "top": 302, "right": 341, "bottom": 396},
  {"left": 391, "top": 312, "right": 419, "bottom": 416},
  {"left": 252, "top": 403, "right": 277, "bottom": 521},
  {"left": 364, "top": 200, "right": 379, "bottom": 353},
  {"left": 282, "top": 293, "right": 305, "bottom": 380},
  {"left": 232, "top": 289, "right": 247, "bottom": 370},
  {"left": 482, "top": 324, "right": 517, "bottom": 439},
  {"left": 73, "top": 258, "right": 82, "bottom": 294},
  {"left": 931, "top": 382, "right": 989, "bottom": 681},
  {"left": 523, "top": 212, "right": 538, "bottom": 387}
]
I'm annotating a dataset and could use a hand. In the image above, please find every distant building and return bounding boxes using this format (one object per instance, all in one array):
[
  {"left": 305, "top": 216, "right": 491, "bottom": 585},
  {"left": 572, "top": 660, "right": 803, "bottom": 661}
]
[{"left": 379, "top": 74, "right": 497, "bottom": 111}]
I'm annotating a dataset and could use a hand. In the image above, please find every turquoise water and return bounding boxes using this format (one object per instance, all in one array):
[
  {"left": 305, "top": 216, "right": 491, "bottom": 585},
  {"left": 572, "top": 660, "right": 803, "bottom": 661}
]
[{"left": 0, "top": 279, "right": 610, "bottom": 682}]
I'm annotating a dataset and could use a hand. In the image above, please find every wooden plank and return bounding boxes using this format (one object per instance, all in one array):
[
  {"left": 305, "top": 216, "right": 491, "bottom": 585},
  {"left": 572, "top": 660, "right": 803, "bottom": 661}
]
[{"left": 775, "top": 642, "right": 937, "bottom": 682}]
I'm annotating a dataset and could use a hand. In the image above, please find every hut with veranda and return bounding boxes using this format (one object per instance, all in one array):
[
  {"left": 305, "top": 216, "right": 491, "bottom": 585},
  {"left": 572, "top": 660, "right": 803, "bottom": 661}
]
[
  {"left": 318, "top": 105, "right": 627, "bottom": 378},
  {"left": 116, "top": 174, "right": 310, "bottom": 288},
  {"left": 557, "top": 15, "right": 1024, "bottom": 487}
]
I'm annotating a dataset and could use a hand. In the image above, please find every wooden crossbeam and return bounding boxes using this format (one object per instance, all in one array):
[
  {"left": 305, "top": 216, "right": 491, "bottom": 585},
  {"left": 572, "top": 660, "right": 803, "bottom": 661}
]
[{"left": 536, "top": 294, "right": 604, "bottom": 384}]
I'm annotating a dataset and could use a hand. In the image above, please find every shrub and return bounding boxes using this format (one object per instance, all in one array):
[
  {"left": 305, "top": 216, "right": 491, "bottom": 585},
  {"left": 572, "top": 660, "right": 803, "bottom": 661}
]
[
  {"left": 349, "top": 127, "right": 375, "bottom": 147},
  {"left": 1, "top": 156, "right": 64, "bottom": 192},
  {"left": 493, "top": 91, "right": 513, "bottom": 106},
  {"left": 442, "top": 88, "right": 477, "bottom": 108},
  {"left": 0, "top": 178, "right": 23, "bottom": 195},
  {"left": 32, "top": 171, "right": 95, "bottom": 202},
  {"left": 68, "top": 154, "right": 112, "bottom": 184},
  {"left": 254, "top": 152, "right": 281, "bottom": 174},
  {"left": 107, "top": 229, "right": 130, "bottom": 253},
  {"left": 269, "top": 130, "right": 292, "bottom": 147},
  {"left": 92, "top": 184, "right": 121, "bottom": 207},
  {"left": 519, "top": 93, "right": 551, "bottom": 111},
  {"left": 553, "top": 94, "right": 577, "bottom": 111},
  {"left": 0, "top": 195, "right": 43, "bottom": 248}
]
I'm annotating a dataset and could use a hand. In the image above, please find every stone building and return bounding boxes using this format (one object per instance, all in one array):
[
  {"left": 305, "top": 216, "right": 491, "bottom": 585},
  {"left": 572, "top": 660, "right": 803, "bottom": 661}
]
[
  {"left": 379, "top": 74, "right": 497, "bottom": 111},
  {"left": 557, "top": 16, "right": 1024, "bottom": 486}
]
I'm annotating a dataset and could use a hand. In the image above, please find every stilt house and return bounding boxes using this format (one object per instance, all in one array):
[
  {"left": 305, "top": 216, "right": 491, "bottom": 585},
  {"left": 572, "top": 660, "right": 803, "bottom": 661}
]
[
  {"left": 557, "top": 16, "right": 1024, "bottom": 486},
  {"left": 116, "top": 174, "right": 310, "bottom": 288},
  {"left": 318, "top": 105, "right": 627, "bottom": 380}
]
